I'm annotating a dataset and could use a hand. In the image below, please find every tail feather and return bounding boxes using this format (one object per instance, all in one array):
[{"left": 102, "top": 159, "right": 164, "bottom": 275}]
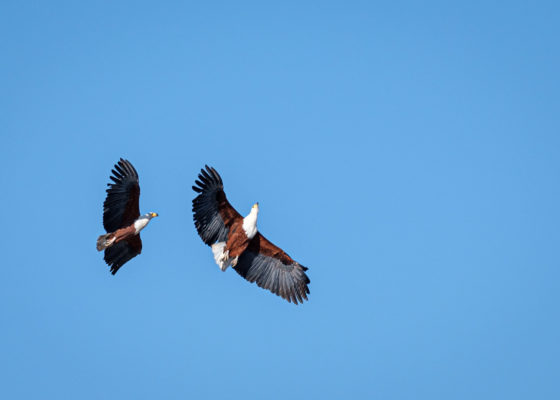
[
  {"left": 211, "top": 242, "right": 230, "bottom": 271},
  {"left": 96, "top": 233, "right": 116, "bottom": 251}
]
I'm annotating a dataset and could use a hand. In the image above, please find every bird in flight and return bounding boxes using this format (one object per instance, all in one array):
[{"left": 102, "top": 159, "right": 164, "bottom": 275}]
[
  {"left": 96, "top": 158, "right": 158, "bottom": 274},
  {"left": 192, "top": 165, "right": 310, "bottom": 304}
]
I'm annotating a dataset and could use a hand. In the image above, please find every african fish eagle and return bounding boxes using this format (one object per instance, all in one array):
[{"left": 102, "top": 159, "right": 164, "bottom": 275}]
[
  {"left": 96, "top": 158, "right": 158, "bottom": 274},
  {"left": 192, "top": 166, "right": 310, "bottom": 304}
]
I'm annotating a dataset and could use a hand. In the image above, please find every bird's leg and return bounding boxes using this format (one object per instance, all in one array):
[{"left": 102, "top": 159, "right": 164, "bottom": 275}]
[
  {"left": 231, "top": 256, "right": 239, "bottom": 267},
  {"left": 221, "top": 249, "right": 229, "bottom": 263}
]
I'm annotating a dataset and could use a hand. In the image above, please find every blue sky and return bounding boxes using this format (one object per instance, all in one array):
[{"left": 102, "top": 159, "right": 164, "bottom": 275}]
[{"left": 1, "top": 1, "right": 559, "bottom": 398}]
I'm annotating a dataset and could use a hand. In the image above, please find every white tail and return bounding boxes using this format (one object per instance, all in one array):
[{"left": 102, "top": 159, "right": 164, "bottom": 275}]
[
  {"left": 211, "top": 242, "right": 230, "bottom": 271},
  {"left": 96, "top": 233, "right": 116, "bottom": 251}
]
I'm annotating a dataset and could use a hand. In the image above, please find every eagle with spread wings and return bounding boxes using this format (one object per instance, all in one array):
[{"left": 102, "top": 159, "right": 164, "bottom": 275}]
[
  {"left": 192, "top": 166, "right": 310, "bottom": 304},
  {"left": 96, "top": 158, "right": 158, "bottom": 274}
]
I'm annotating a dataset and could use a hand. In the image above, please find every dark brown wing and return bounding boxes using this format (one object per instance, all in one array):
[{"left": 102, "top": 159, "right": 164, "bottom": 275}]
[
  {"left": 103, "top": 159, "right": 140, "bottom": 233},
  {"left": 234, "top": 233, "right": 310, "bottom": 304},
  {"left": 104, "top": 235, "right": 142, "bottom": 275},
  {"left": 192, "top": 165, "right": 242, "bottom": 245}
]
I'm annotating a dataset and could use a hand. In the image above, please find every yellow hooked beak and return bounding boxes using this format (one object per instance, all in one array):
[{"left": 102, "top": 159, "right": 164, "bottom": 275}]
[
  {"left": 151, "top": 212, "right": 158, "bottom": 217},
  {"left": 252, "top": 202, "right": 259, "bottom": 209}
]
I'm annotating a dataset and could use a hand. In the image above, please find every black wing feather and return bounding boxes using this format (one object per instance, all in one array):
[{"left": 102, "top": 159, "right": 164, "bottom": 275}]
[
  {"left": 104, "top": 235, "right": 142, "bottom": 275},
  {"left": 103, "top": 158, "right": 140, "bottom": 232},
  {"left": 234, "top": 249, "right": 310, "bottom": 305},
  {"left": 192, "top": 165, "right": 241, "bottom": 245}
]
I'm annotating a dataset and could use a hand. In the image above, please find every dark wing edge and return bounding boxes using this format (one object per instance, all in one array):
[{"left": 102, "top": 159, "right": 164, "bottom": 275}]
[
  {"left": 104, "top": 235, "right": 142, "bottom": 274},
  {"left": 103, "top": 158, "right": 141, "bottom": 232},
  {"left": 233, "top": 233, "right": 310, "bottom": 304},
  {"left": 192, "top": 165, "right": 241, "bottom": 245}
]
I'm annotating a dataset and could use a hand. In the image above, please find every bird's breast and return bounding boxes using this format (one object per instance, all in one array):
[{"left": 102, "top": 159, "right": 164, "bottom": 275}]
[
  {"left": 242, "top": 218, "right": 258, "bottom": 239},
  {"left": 133, "top": 218, "right": 149, "bottom": 234}
]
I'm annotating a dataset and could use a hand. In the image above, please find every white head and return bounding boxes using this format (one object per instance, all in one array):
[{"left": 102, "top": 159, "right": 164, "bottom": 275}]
[
  {"left": 251, "top": 202, "right": 259, "bottom": 215},
  {"left": 134, "top": 212, "right": 158, "bottom": 234}
]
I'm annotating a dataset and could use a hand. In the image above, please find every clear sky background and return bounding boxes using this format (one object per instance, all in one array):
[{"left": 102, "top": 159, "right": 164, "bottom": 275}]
[{"left": 1, "top": 1, "right": 559, "bottom": 399}]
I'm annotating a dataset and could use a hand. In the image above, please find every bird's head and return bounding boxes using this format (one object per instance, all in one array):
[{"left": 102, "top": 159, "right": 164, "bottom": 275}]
[
  {"left": 147, "top": 212, "right": 159, "bottom": 219},
  {"left": 252, "top": 202, "right": 259, "bottom": 213}
]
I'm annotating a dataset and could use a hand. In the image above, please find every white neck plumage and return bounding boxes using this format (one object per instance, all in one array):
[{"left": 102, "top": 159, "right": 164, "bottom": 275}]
[
  {"left": 134, "top": 213, "right": 155, "bottom": 234},
  {"left": 242, "top": 204, "right": 259, "bottom": 239}
]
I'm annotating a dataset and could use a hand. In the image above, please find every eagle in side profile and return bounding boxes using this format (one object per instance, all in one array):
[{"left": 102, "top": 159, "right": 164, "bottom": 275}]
[
  {"left": 96, "top": 158, "right": 158, "bottom": 274},
  {"left": 192, "top": 166, "right": 310, "bottom": 304}
]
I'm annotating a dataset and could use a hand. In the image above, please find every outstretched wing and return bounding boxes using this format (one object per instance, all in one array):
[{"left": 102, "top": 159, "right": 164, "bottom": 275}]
[
  {"left": 234, "top": 233, "right": 310, "bottom": 304},
  {"left": 103, "top": 158, "right": 140, "bottom": 233},
  {"left": 104, "top": 235, "right": 142, "bottom": 275},
  {"left": 192, "top": 165, "right": 242, "bottom": 245}
]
